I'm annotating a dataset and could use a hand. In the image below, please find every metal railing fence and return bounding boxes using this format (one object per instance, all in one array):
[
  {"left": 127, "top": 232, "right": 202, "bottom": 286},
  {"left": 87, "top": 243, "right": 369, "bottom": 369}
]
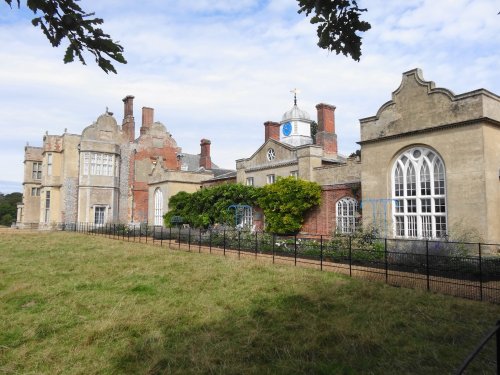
[{"left": 63, "top": 223, "right": 500, "bottom": 304}]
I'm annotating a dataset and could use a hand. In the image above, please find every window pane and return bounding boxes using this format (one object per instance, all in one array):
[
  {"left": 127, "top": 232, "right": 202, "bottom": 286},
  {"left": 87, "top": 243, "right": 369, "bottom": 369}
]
[
  {"left": 420, "top": 162, "right": 431, "bottom": 195},
  {"left": 406, "top": 164, "right": 416, "bottom": 196},
  {"left": 421, "top": 216, "right": 432, "bottom": 238},
  {"left": 336, "top": 198, "right": 358, "bottom": 234},
  {"left": 395, "top": 216, "right": 404, "bottom": 236},
  {"left": 407, "top": 199, "right": 417, "bottom": 213},
  {"left": 421, "top": 198, "right": 431, "bottom": 213},
  {"left": 392, "top": 147, "right": 447, "bottom": 239},
  {"left": 395, "top": 164, "right": 404, "bottom": 197}
]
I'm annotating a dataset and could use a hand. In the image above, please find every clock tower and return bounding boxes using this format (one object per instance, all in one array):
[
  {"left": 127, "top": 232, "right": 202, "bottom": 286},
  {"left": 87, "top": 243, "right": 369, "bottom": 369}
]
[{"left": 280, "top": 89, "right": 313, "bottom": 147}]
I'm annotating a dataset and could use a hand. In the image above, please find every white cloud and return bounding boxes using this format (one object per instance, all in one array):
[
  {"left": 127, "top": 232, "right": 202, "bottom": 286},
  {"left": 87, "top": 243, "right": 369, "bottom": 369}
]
[{"left": 0, "top": 0, "right": 499, "bottom": 184}]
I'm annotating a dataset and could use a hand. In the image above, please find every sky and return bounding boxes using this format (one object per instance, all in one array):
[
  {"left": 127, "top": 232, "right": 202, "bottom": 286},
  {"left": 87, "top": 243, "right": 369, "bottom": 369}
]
[{"left": 1, "top": 0, "right": 499, "bottom": 193}]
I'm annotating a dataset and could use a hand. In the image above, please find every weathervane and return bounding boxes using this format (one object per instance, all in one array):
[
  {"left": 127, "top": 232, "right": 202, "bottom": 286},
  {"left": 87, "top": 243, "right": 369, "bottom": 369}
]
[{"left": 290, "top": 88, "right": 300, "bottom": 106}]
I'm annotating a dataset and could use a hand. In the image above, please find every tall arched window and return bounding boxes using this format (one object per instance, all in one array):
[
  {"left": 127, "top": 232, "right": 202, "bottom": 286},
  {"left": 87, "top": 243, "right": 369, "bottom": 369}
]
[
  {"left": 392, "top": 147, "right": 447, "bottom": 239},
  {"left": 154, "top": 188, "right": 163, "bottom": 226},
  {"left": 336, "top": 197, "right": 358, "bottom": 234}
]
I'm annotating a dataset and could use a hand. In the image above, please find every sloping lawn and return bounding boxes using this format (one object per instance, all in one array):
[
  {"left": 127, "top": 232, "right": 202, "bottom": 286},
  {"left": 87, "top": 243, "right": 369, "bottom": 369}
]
[{"left": 0, "top": 231, "right": 498, "bottom": 374}]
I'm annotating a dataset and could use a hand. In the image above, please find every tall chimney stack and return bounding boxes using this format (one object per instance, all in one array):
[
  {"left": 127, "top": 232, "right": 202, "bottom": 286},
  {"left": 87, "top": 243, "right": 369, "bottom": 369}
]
[
  {"left": 140, "top": 107, "right": 154, "bottom": 135},
  {"left": 315, "top": 103, "right": 337, "bottom": 155},
  {"left": 122, "top": 95, "right": 135, "bottom": 142},
  {"left": 199, "top": 139, "right": 212, "bottom": 169},
  {"left": 264, "top": 121, "right": 280, "bottom": 142}
]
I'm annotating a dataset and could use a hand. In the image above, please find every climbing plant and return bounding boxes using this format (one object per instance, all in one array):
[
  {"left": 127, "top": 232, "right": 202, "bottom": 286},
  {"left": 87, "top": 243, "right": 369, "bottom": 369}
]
[{"left": 257, "top": 177, "right": 322, "bottom": 235}]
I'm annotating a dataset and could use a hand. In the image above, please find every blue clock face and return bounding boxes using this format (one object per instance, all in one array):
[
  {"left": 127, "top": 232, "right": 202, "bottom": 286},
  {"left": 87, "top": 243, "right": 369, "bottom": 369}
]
[{"left": 282, "top": 122, "right": 292, "bottom": 136}]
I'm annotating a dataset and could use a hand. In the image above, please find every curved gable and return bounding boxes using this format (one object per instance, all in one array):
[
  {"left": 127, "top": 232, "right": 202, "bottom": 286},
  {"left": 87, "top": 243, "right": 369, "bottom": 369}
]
[{"left": 360, "top": 69, "right": 490, "bottom": 142}]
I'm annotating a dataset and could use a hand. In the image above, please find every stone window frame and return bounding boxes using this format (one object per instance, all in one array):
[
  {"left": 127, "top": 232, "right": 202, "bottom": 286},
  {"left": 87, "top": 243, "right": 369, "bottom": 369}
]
[
  {"left": 154, "top": 188, "right": 163, "bottom": 226},
  {"left": 32, "top": 162, "right": 42, "bottom": 180},
  {"left": 266, "top": 174, "right": 275, "bottom": 184},
  {"left": 246, "top": 177, "right": 254, "bottom": 186},
  {"left": 391, "top": 146, "right": 447, "bottom": 239},
  {"left": 93, "top": 205, "right": 106, "bottom": 226},
  {"left": 83, "top": 152, "right": 115, "bottom": 177},
  {"left": 266, "top": 148, "right": 276, "bottom": 161},
  {"left": 336, "top": 197, "right": 358, "bottom": 234},
  {"left": 44, "top": 190, "right": 51, "bottom": 223},
  {"left": 31, "top": 187, "right": 40, "bottom": 196},
  {"left": 46, "top": 153, "right": 53, "bottom": 176}
]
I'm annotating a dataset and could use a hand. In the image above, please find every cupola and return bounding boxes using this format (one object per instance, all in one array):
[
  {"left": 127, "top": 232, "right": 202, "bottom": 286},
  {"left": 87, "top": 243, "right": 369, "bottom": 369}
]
[{"left": 280, "top": 89, "right": 313, "bottom": 146}]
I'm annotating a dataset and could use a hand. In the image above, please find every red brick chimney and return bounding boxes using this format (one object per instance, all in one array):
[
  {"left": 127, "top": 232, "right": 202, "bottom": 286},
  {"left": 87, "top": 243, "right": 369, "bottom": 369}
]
[
  {"left": 140, "top": 107, "right": 154, "bottom": 135},
  {"left": 264, "top": 121, "right": 280, "bottom": 142},
  {"left": 315, "top": 103, "right": 337, "bottom": 155},
  {"left": 122, "top": 95, "right": 135, "bottom": 142},
  {"left": 199, "top": 139, "right": 212, "bottom": 169}
]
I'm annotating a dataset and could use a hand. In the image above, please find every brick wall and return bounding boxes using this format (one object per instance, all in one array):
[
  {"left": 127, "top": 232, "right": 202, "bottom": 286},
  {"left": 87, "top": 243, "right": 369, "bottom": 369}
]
[{"left": 301, "top": 184, "right": 360, "bottom": 235}]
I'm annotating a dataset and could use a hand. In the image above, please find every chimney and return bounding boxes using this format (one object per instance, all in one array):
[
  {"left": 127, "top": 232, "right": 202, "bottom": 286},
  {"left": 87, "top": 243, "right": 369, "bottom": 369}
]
[
  {"left": 122, "top": 95, "right": 135, "bottom": 142},
  {"left": 264, "top": 121, "right": 280, "bottom": 142},
  {"left": 140, "top": 107, "right": 154, "bottom": 135},
  {"left": 315, "top": 103, "right": 337, "bottom": 155},
  {"left": 199, "top": 139, "right": 212, "bottom": 169}
]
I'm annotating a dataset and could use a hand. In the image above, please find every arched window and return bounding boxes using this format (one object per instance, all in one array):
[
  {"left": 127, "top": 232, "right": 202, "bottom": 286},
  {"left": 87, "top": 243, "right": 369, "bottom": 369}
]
[
  {"left": 336, "top": 197, "right": 358, "bottom": 234},
  {"left": 154, "top": 188, "right": 163, "bottom": 226},
  {"left": 392, "top": 147, "right": 447, "bottom": 238}
]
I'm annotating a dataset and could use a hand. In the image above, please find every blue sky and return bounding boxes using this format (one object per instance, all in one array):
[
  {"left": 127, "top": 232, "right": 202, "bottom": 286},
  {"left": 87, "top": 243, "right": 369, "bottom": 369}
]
[{"left": 1, "top": 0, "right": 499, "bottom": 193}]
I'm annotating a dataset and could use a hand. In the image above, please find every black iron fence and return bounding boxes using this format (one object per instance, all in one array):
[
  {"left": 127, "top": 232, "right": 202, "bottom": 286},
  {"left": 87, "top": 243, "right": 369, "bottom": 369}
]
[{"left": 64, "top": 223, "right": 500, "bottom": 304}]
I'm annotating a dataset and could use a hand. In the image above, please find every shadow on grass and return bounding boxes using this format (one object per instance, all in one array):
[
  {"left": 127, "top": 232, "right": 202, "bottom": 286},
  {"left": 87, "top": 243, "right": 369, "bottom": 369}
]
[
  {"left": 110, "top": 282, "right": 488, "bottom": 375},
  {"left": 114, "top": 292, "right": 359, "bottom": 375}
]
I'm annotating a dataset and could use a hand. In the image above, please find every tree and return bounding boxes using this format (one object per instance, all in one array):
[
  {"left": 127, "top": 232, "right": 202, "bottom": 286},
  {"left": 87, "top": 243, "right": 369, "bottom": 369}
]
[
  {"left": 5, "top": 1, "right": 370, "bottom": 74},
  {"left": 164, "top": 184, "right": 259, "bottom": 228},
  {"left": 257, "top": 177, "right": 321, "bottom": 235},
  {"left": 0, "top": 192, "right": 22, "bottom": 226},
  {"left": 297, "top": 0, "right": 371, "bottom": 61},
  {"left": 4, "top": 0, "right": 126, "bottom": 73}
]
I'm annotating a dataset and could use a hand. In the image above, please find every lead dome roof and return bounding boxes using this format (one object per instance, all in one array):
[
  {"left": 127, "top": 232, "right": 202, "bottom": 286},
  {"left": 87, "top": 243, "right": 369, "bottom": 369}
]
[{"left": 281, "top": 104, "right": 311, "bottom": 122}]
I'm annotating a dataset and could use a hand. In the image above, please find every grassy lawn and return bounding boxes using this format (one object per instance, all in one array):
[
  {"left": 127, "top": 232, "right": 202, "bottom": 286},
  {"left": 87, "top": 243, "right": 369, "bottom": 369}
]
[{"left": 0, "top": 232, "right": 498, "bottom": 374}]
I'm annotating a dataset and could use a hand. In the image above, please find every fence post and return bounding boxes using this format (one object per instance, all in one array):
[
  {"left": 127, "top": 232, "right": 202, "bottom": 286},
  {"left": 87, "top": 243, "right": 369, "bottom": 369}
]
[
  {"left": 238, "top": 230, "right": 241, "bottom": 259},
  {"left": 294, "top": 235, "right": 297, "bottom": 266},
  {"left": 188, "top": 227, "right": 191, "bottom": 252},
  {"left": 223, "top": 229, "right": 226, "bottom": 256},
  {"left": 160, "top": 226, "right": 163, "bottom": 247},
  {"left": 320, "top": 235, "right": 323, "bottom": 271},
  {"left": 496, "top": 320, "right": 500, "bottom": 375},
  {"left": 255, "top": 231, "right": 258, "bottom": 259},
  {"left": 209, "top": 229, "right": 212, "bottom": 254},
  {"left": 384, "top": 238, "right": 388, "bottom": 284},
  {"left": 145, "top": 225, "right": 148, "bottom": 244},
  {"left": 426, "top": 240, "right": 430, "bottom": 291},
  {"left": 169, "top": 226, "right": 172, "bottom": 248},
  {"left": 199, "top": 229, "right": 201, "bottom": 253},
  {"left": 272, "top": 234, "right": 275, "bottom": 264},
  {"left": 478, "top": 243, "right": 483, "bottom": 302},
  {"left": 178, "top": 227, "right": 181, "bottom": 250},
  {"left": 152, "top": 226, "right": 155, "bottom": 245},
  {"left": 349, "top": 235, "right": 352, "bottom": 277}
]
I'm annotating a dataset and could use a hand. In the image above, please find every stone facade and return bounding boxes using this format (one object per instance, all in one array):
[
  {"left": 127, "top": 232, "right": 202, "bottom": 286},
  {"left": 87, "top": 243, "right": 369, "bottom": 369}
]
[
  {"left": 359, "top": 69, "right": 500, "bottom": 243},
  {"left": 237, "top": 100, "right": 361, "bottom": 235},
  {"left": 16, "top": 97, "right": 227, "bottom": 228}
]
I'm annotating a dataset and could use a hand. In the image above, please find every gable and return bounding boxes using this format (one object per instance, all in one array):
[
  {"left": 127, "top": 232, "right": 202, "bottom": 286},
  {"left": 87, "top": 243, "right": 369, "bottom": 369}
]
[
  {"left": 237, "top": 139, "right": 298, "bottom": 171},
  {"left": 360, "top": 69, "right": 500, "bottom": 142}
]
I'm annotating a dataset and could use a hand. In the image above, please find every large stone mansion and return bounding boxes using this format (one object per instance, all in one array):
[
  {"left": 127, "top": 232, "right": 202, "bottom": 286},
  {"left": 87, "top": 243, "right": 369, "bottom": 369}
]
[{"left": 16, "top": 69, "right": 500, "bottom": 243}]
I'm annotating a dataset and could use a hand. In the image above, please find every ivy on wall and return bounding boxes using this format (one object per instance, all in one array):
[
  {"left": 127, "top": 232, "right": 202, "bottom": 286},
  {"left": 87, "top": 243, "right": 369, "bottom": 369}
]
[
  {"left": 257, "top": 177, "right": 322, "bottom": 234},
  {"left": 164, "top": 177, "right": 321, "bottom": 234}
]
